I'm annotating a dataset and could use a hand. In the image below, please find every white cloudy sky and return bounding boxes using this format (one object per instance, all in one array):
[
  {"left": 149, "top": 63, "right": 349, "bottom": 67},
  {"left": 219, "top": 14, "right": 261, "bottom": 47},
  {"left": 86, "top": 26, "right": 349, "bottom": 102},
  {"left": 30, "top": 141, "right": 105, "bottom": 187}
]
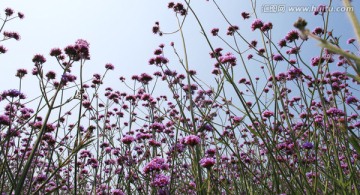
[{"left": 1, "top": 0, "right": 358, "bottom": 100}]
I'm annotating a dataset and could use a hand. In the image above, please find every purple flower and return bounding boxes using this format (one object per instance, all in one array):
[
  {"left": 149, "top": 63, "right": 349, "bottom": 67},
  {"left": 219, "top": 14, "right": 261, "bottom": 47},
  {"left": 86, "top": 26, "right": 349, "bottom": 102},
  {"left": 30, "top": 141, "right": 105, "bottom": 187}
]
[
  {"left": 0, "top": 115, "right": 10, "bottom": 126},
  {"left": 233, "top": 116, "right": 243, "bottom": 124},
  {"left": 285, "top": 30, "right": 299, "bottom": 42},
  {"left": 206, "top": 148, "right": 216, "bottom": 156},
  {"left": 262, "top": 110, "right": 274, "bottom": 118},
  {"left": 227, "top": 25, "right": 239, "bottom": 36},
  {"left": 171, "top": 143, "right": 185, "bottom": 153},
  {"left": 45, "top": 71, "right": 56, "bottom": 80},
  {"left": 199, "top": 157, "right": 216, "bottom": 169},
  {"left": 151, "top": 122, "right": 165, "bottom": 132},
  {"left": 171, "top": 3, "right": 187, "bottom": 16},
  {"left": 151, "top": 174, "right": 170, "bottom": 188},
  {"left": 326, "top": 107, "right": 345, "bottom": 117},
  {"left": 75, "top": 39, "right": 90, "bottom": 50},
  {"left": 219, "top": 53, "right": 236, "bottom": 66},
  {"left": 273, "top": 54, "right": 283, "bottom": 61},
  {"left": 35, "top": 174, "right": 47, "bottom": 183},
  {"left": 302, "top": 142, "right": 314, "bottom": 150},
  {"left": 16, "top": 69, "right": 28, "bottom": 78},
  {"left": 32, "top": 54, "right": 46, "bottom": 64},
  {"left": 50, "top": 48, "right": 62, "bottom": 56},
  {"left": 152, "top": 22, "right": 161, "bottom": 35},
  {"left": 6, "top": 89, "right": 21, "bottom": 98},
  {"left": 79, "top": 150, "right": 92, "bottom": 159},
  {"left": 211, "top": 28, "right": 219, "bottom": 36},
  {"left": 311, "top": 57, "right": 325, "bottom": 66},
  {"left": 61, "top": 74, "right": 77, "bottom": 85},
  {"left": 5, "top": 8, "right": 14, "bottom": 16},
  {"left": 314, "top": 5, "right": 326, "bottom": 16},
  {"left": 64, "top": 39, "right": 90, "bottom": 60},
  {"left": 18, "top": 12, "right": 25, "bottom": 19},
  {"left": 287, "top": 68, "right": 302, "bottom": 79},
  {"left": 139, "top": 73, "right": 153, "bottom": 84},
  {"left": 306, "top": 171, "right": 316, "bottom": 178},
  {"left": 82, "top": 101, "right": 92, "bottom": 109},
  {"left": 239, "top": 78, "right": 247, "bottom": 84},
  {"left": 251, "top": 19, "right": 264, "bottom": 31},
  {"left": 182, "top": 84, "right": 198, "bottom": 93},
  {"left": 87, "top": 158, "right": 99, "bottom": 168},
  {"left": 75, "top": 39, "right": 90, "bottom": 60},
  {"left": 203, "top": 124, "right": 213, "bottom": 132},
  {"left": 3, "top": 31, "right": 20, "bottom": 40},
  {"left": 347, "top": 38, "right": 356, "bottom": 44},
  {"left": 105, "top": 63, "right": 114, "bottom": 70},
  {"left": 121, "top": 135, "right": 135, "bottom": 145},
  {"left": 278, "top": 39, "right": 287, "bottom": 48},
  {"left": 112, "top": 189, "right": 125, "bottom": 195},
  {"left": 247, "top": 54, "right": 253, "bottom": 60},
  {"left": 261, "top": 22, "right": 273, "bottom": 32},
  {"left": 312, "top": 27, "right": 324, "bottom": 35},
  {"left": 250, "top": 40, "right": 257, "bottom": 48},
  {"left": 241, "top": 12, "right": 250, "bottom": 19},
  {"left": 346, "top": 96, "right": 358, "bottom": 104},
  {"left": 0, "top": 45, "right": 7, "bottom": 54},
  {"left": 149, "top": 56, "right": 169, "bottom": 66},
  {"left": 184, "top": 135, "right": 201, "bottom": 146},
  {"left": 143, "top": 157, "right": 168, "bottom": 174}
]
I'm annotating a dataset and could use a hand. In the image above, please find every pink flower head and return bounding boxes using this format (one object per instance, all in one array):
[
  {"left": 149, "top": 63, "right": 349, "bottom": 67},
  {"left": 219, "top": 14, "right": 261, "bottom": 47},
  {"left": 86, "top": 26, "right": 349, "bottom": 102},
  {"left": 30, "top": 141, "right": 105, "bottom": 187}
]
[
  {"left": 4, "top": 31, "right": 21, "bottom": 41},
  {"left": 16, "top": 69, "right": 28, "bottom": 78},
  {"left": 227, "top": 25, "right": 239, "bottom": 35},
  {"left": 241, "top": 12, "right": 250, "bottom": 19},
  {"left": 75, "top": 39, "right": 90, "bottom": 49},
  {"left": 346, "top": 96, "right": 358, "bottom": 104},
  {"left": 262, "top": 110, "right": 274, "bottom": 118},
  {"left": 273, "top": 54, "right": 283, "bottom": 61},
  {"left": 251, "top": 19, "right": 264, "bottom": 31},
  {"left": 211, "top": 28, "right": 219, "bottom": 36},
  {"left": 233, "top": 116, "right": 243, "bottom": 124},
  {"left": 0, "top": 45, "right": 7, "bottom": 54},
  {"left": 285, "top": 30, "right": 299, "bottom": 42},
  {"left": 314, "top": 5, "right": 326, "bottom": 15},
  {"left": 139, "top": 73, "right": 153, "bottom": 84},
  {"left": 50, "top": 48, "right": 62, "bottom": 56},
  {"left": 199, "top": 157, "right": 216, "bottom": 169},
  {"left": 121, "top": 135, "right": 135, "bottom": 145},
  {"left": 326, "top": 107, "right": 345, "bottom": 117},
  {"left": 82, "top": 101, "right": 92, "bottom": 109},
  {"left": 347, "top": 38, "right": 356, "bottom": 44},
  {"left": 105, "top": 63, "right": 114, "bottom": 70},
  {"left": 32, "top": 54, "right": 46, "bottom": 64},
  {"left": 184, "top": 135, "right": 201, "bottom": 146},
  {"left": 302, "top": 142, "right": 314, "bottom": 150},
  {"left": 311, "top": 57, "right": 325, "bottom": 66},
  {"left": 5, "top": 8, "right": 14, "bottom": 16},
  {"left": 65, "top": 39, "right": 90, "bottom": 60},
  {"left": 219, "top": 53, "right": 237, "bottom": 66},
  {"left": 0, "top": 115, "right": 10, "bottom": 126},
  {"left": 151, "top": 174, "right": 170, "bottom": 187},
  {"left": 112, "top": 189, "right": 125, "bottom": 195},
  {"left": 143, "top": 157, "right": 168, "bottom": 174},
  {"left": 18, "top": 12, "right": 25, "bottom": 19}
]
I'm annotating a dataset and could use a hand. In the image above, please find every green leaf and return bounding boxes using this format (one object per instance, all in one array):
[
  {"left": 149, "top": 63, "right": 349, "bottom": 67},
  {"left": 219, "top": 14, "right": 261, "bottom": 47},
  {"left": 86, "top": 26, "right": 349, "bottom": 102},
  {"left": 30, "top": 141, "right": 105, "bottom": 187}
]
[
  {"left": 349, "top": 135, "right": 360, "bottom": 154},
  {"left": 343, "top": 0, "right": 360, "bottom": 47},
  {"left": 347, "top": 74, "right": 360, "bottom": 83}
]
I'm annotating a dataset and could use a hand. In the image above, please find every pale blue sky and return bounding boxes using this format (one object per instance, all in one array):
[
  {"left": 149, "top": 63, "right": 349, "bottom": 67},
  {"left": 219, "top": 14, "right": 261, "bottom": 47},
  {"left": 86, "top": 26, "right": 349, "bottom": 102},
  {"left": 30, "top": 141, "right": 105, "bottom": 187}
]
[{"left": 1, "top": 1, "right": 359, "bottom": 100}]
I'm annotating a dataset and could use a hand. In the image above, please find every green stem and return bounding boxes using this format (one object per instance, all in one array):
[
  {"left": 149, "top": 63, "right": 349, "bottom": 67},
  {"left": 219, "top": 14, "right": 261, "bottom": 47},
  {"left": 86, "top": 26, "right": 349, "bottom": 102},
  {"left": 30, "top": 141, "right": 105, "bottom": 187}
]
[{"left": 14, "top": 85, "right": 62, "bottom": 194}]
